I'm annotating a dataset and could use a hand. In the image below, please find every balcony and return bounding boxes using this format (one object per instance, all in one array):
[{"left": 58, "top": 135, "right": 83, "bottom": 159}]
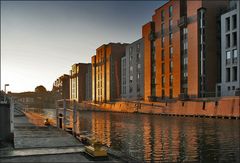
[
  {"left": 232, "top": 58, "right": 238, "bottom": 64},
  {"left": 226, "top": 59, "right": 231, "bottom": 65},
  {"left": 149, "top": 31, "right": 156, "bottom": 41},
  {"left": 178, "top": 16, "right": 187, "bottom": 28}
]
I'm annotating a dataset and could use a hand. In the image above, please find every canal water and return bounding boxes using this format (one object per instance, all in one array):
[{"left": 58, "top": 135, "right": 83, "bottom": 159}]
[{"left": 42, "top": 109, "right": 240, "bottom": 162}]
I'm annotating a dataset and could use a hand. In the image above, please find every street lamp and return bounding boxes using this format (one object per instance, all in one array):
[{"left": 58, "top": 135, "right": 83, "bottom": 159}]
[
  {"left": 4, "top": 84, "right": 9, "bottom": 93},
  {"left": 4, "top": 84, "right": 9, "bottom": 102}
]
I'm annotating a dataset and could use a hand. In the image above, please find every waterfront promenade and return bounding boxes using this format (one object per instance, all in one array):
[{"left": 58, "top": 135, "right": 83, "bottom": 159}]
[{"left": 0, "top": 105, "right": 121, "bottom": 162}]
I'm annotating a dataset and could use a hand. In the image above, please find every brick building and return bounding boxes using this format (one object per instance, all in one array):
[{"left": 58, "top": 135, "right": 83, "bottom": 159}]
[
  {"left": 92, "top": 43, "right": 128, "bottom": 103},
  {"left": 142, "top": 0, "right": 228, "bottom": 101},
  {"left": 70, "top": 63, "right": 92, "bottom": 102},
  {"left": 53, "top": 74, "right": 70, "bottom": 100}
]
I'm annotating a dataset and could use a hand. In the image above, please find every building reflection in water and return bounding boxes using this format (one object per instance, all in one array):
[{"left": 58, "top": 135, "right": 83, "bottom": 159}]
[{"left": 77, "top": 111, "right": 239, "bottom": 162}]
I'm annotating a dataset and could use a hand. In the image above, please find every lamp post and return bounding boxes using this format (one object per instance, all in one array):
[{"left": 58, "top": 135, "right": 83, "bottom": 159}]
[
  {"left": 4, "top": 84, "right": 9, "bottom": 93},
  {"left": 4, "top": 84, "right": 9, "bottom": 102}
]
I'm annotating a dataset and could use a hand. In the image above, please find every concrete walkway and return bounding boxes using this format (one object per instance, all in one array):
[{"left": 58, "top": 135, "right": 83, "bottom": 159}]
[{"left": 0, "top": 109, "right": 122, "bottom": 162}]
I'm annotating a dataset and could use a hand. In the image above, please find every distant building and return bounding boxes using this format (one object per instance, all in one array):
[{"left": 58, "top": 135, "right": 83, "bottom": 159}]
[
  {"left": 9, "top": 91, "right": 56, "bottom": 108},
  {"left": 217, "top": 0, "right": 240, "bottom": 96},
  {"left": 142, "top": 0, "right": 228, "bottom": 101},
  {"left": 121, "top": 38, "right": 144, "bottom": 100},
  {"left": 70, "top": 63, "right": 91, "bottom": 102},
  {"left": 85, "top": 64, "right": 92, "bottom": 101},
  {"left": 53, "top": 74, "right": 70, "bottom": 100},
  {"left": 92, "top": 43, "right": 128, "bottom": 103}
]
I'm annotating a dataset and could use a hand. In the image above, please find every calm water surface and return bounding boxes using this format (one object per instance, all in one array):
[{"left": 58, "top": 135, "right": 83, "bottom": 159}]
[
  {"left": 42, "top": 109, "right": 240, "bottom": 162},
  {"left": 76, "top": 112, "right": 240, "bottom": 162}
]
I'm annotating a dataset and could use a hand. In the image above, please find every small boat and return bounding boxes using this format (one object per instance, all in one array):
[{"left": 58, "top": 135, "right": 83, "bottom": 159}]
[{"left": 84, "top": 140, "right": 108, "bottom": 160}]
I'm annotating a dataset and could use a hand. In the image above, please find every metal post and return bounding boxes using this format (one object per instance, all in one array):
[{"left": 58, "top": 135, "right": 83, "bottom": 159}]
[
  {"left": 4, "top": 84, "right": 9, "bottom": 103},
  {"left": 63, "top": 99, "right": 66, "bottom": 130},
  {"left": 10, "top": 97, "right": 14, "bottom": 133},
  {"left": 56, "top": 100, "right": 59, "bottom": 128},
  {"left": 73, "top": 100, "right": 77, "bottom": 136}
]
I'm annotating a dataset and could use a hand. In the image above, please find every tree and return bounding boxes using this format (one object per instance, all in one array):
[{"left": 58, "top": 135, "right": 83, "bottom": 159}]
[{"left": 35, "top": 85, "right": 47, "bottom": 93}]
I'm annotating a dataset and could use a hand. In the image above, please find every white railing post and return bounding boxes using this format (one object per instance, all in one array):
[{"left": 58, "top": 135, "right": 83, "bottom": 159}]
[
  {"left": 10, "top": 97, "right": 14, "bottom": 133},
  {"left": 63, "top": 99, "right": 66, "bottom": 130}
]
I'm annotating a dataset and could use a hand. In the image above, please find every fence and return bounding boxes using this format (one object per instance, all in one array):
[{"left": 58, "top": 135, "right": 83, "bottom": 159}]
[{"left": 56, "top": 99, "right": 80, "bottom": 136}]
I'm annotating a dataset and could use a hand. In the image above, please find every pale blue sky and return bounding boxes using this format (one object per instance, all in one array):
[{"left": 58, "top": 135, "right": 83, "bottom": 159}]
[{"left": 1, "top": 1, "right": 167, "bottom": 92}]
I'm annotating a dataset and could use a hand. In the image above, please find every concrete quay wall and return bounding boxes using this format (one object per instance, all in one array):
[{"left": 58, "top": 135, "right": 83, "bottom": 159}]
[{"left": 81, "top": 96, "right": 240, "bottom": 119}]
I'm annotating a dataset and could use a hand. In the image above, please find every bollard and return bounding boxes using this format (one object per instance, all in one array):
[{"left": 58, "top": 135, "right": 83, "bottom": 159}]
[{"left": 59, "top": 113, "right": 63, "bottom": 129}]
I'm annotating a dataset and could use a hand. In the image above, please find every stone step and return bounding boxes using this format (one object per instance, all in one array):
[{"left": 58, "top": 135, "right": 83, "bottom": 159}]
[{"left": 0, "top": 146, "right": 84, "bottom": 158}]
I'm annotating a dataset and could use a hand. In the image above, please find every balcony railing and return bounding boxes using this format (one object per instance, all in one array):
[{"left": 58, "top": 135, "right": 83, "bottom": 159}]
[
  {"left": 233, "top": 58, "right": 238, "bottom": 64},
  {"left": 178, "top": 16, "right": 187, "bottom": 28},
  {"left": 226, "top": 59, "right": 231, "bottom": 65}
]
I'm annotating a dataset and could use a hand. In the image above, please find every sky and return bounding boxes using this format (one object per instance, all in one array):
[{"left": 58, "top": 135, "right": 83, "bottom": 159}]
[{"left": 1, "top": 1, "right": 167, "bottom": 93}]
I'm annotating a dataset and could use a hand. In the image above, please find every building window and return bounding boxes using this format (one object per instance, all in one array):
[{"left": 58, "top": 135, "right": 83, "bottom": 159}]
[
  {"left": 226, "top": 34, "right": 230, "bottom": 48},
  {"left": 233, "top": 49, "right": 238, "bottom": 63},
  {"left": 161, "top": 10, "right": 165, "bottom": 22},
  {"left": 169, "top": 5, "right": 173, "bottom": 18},
  {"left": 226, "top": 68, "right": 231, "bottom": 82},
  {"left": 162, "top": 63, "right": 165, "bottom": 74},
  {"left": 170, "top": 47, "right": 173, "bottom": 59},
  {"left": 161, "top": 37, "right": 165, "bottom": 48},
  {"left": 162, "top": 76, "right": 165, "bottom": 87},
  {"left": 161, "top": 23, "right": 165, "bottom": 35},
  {"left": 233, "top": 32, "right": 237, "bottom": 47},
  {"left": 226, "top": 17, "right": 230, "bottom": 32},
  {"left": 183, "top": 57, "right": 188, "bottom": 65},
  {"left": 170, "top": 75, "right": 173, "bottom": 87},
  {"left": 130, "top": 66, "right": 133, "bottom": 72},
  {"left": 228, "top": 86, "right": 231, "bottom": 91},
  {"left": 184, "top": 41, "right": 188, "bottom": 50},
  {"left": 169, "top": 19, "right": 173, "bottom": 33},
  {"left": 170, "top": 61, "right": 173, "bottom": 73},
  {"left": 130, "top": 75, "right": 133, "bottom": 83},
  {"left": 137, "top": 43, "right": 140, "bottom": 51},
  {"left": 232, "top": 66, "right": 237, "bottom": 81},
  {"left": 232, "top": 14, "right": 237, "bottom": 29},
  {"left": 137, "top": 53, "right": 141, "bottom": 60},
  {"left": 162, "top": 49, "right": 165, "bottom": 61},
  {"left": 129, "top": 86, "right": 133, "bottom": 93},
  {"left": 169, "top": 33, "right": 173, "bottom": 45},
  {"left": 162, "top": 89, "right": 165, "bottom": 97},
  {"left": 130, "top": 55, "right": 133, "bottom": 62},
  {"left": 137, "top": 63, "right": 141, "bottom": 69},
  {"left": 170, "top": 88, "right": 173, "bottom": 98},
  {"left": 130, "top": 47, "right": 133, "bottom": 54},
  {"left": 137, "top": 84, "right": 140, "bottom": 92},
  {"left": 226, "top": 51, "right": 231, "bottom": 64},
  {"left": 183, "top": 72, "right": 188, "bottom": 82}
]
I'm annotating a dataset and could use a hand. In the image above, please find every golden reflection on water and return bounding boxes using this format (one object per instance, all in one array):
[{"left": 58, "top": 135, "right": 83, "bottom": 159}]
[{"left": 76, "top": 111, "right": 240, "bottom": 162}]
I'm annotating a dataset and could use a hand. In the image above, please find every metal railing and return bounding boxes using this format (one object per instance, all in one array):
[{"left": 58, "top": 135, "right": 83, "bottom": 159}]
[{"left": 56, "top": 99, "right": 78, "bottom": 136}]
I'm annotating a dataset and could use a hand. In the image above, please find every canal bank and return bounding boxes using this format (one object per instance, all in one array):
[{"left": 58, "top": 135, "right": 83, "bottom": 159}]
[
  {"left": 79, "top": 96, "right": 240, "bottom": 119},
  {"left": 0, "top": 102, "right": 123, "bottom": 162}
]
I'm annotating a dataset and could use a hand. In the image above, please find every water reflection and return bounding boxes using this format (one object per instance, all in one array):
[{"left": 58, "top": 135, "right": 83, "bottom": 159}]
[{"left": 77, "top": 112, "right": 240, "bottom": 162}]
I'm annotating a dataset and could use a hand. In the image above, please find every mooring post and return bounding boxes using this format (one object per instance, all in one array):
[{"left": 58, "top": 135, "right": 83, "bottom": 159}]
[
  {"left": 10, "top": 97, "right": 14, "bottom": 133},
  {"left": 63, "top": 99, "right": 66, "bottom": 130},
  {"left": 73, "top": 100, "right": 77, "bottom": 136}
]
